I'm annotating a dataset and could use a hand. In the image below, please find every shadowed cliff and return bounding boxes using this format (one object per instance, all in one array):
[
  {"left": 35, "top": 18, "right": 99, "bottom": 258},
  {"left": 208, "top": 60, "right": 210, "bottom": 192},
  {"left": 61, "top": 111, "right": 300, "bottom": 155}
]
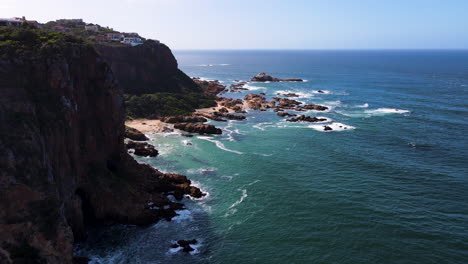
[
  {"left": 0, "top": 27, "right": 202, "bottom": 264},
  {"left": 95, "top": 41, "right": 199, "bottom": 95}
]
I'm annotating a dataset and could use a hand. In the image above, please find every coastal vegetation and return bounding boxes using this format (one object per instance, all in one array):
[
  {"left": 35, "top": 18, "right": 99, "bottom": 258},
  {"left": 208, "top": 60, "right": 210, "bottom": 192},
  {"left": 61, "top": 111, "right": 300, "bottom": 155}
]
[
  {"left": 125, "top": 92, "right": 216, "bottom": 118},
  {"left": 0, "top": 25, "right": 87, "bottom": 58},
  {"left": 0, "top": 24, "right": 217, "bottom": 119}
]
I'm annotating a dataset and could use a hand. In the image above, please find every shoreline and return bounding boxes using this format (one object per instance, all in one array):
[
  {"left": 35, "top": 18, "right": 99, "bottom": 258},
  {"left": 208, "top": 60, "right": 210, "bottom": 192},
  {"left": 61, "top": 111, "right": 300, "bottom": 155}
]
[{"left": 125, "top": 119, "right": 172, "bottom": 133}]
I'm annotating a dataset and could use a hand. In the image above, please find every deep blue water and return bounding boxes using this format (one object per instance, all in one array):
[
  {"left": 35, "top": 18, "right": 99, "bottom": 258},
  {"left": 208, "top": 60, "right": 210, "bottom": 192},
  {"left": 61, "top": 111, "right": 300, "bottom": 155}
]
[{"left": 78, "top": 50, "right": 468, "bottom": 264}]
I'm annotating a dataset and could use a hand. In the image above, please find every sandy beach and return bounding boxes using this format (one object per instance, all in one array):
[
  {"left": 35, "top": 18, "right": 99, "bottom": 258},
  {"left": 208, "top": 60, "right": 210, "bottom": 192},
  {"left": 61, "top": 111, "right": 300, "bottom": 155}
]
[{"left": 125, "top": 119, "right": 171, "bottom": 133}]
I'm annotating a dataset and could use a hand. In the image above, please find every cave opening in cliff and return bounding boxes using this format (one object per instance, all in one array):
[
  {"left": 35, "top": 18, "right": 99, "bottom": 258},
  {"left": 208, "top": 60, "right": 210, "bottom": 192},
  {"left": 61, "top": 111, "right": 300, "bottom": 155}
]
[{"left": 75, "top": 188, "right": 96, "bottom": 227}]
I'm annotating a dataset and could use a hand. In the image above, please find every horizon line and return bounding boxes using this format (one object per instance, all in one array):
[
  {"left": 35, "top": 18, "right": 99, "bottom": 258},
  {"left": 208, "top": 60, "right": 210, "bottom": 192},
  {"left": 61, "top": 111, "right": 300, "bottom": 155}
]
[{"left": 173, "top": 48, "right": 468, "bottom": 51}]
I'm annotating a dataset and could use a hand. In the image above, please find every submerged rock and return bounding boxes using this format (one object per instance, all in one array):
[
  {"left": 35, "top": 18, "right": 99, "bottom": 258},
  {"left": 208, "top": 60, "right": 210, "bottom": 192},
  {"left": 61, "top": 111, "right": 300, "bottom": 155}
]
[{"left": 171, "top": 239, "right": 198, "bottom": 253}]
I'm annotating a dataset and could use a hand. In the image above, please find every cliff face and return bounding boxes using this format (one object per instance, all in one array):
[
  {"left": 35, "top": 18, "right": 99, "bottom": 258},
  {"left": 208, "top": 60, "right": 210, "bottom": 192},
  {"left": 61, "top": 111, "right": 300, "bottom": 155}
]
[
  {"left": 0, "top": 32, "right": 201, "bottom": 263},
  {"left": 95, "top": 42, "right": 200, "bottom": 95}
]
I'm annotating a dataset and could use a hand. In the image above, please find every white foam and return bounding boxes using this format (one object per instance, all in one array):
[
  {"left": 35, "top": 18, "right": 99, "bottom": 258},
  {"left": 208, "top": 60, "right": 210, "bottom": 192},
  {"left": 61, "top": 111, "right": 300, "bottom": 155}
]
[
  {"left": 276, "top": 90, "right": 314, "bottom": 98},
  {"left": 224, "top": 189, "right": 248, "bottom": 217},
  {"left": 182, "top": 139, "right": 192, "bottom": 146},
  {"left": 357, "top": 103, "right": 369, "bottom": 108},
  {"left": 253, "top": 122, "right": 273, "bottom": 131},
  {"left": 197, "top": 136, "right": 243, "bottom": 155},
  {"left": 171, "top": 209, "right": 193, "bottom": 223},
  {"left": 243, "top": 84, "right": 267, "bottom": 91},
  {"left": 223, "top": 122, "right": 236, "bottom": 142},
  {"left": 234, "top": 129, "right": 245, "bottom": 135},
  {"left": 160, "top": 131, "right": 182, "bottom": 137},
  {"left": 309, "top": 122, "right": 356, "bottom": 132},
  {"left": 364, "top": 108, "right": 410, "bottom": 115},
  {"left": 168, "top": 246, "right": 182, "bottom": 254},
  {"left": 154, "top": 143, "right": 177, "bottom": 156},
  {"left": 189, "top": 181, "right": 210, "bottom": 201},
  {"left": 189, "top": 241, "right": 203, "bottom": 255},
  {"left": 186, "top": 167, "right": 217, "bottom": 175}
]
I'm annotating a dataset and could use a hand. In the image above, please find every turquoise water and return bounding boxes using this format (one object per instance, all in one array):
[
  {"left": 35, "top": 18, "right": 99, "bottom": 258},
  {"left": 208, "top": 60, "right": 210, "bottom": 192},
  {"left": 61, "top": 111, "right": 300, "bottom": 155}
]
[{"left": 78, "top": 51, "right": 468, "bottom": 264}]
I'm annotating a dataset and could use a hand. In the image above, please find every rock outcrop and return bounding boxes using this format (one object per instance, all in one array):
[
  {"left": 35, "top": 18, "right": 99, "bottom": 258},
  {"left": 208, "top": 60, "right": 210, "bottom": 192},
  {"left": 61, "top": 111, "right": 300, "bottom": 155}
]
[
  {"left": 95, "top": 42, "right": 200, "bottom": 95},
  {"left": 126, "top": 141, "right": 159, "bottom": 157},
  {"left": 125, "top": 126, "right": 149, "bottom": 141},
  {"left": 171, "top": 239, "right": 198, "bottom": 253},
  {"left": 244, "top": 93, "right": 267, "bottom": 110},
  {"left": 303, "top": 104, "right": 329, "bottom": 111},
  {"left": 174, "top": 123, "right": 222, "bottom": 134},
  {"left": 280, "top": 93, "right": 300, "bottom": 97},
  {"left": 0, "top": 31, "right": 202, "bottom": 264},
  {"left": 286, "top": 115, "right": 327, "bottom": 122},
  {"left": 192, "top": 78, "right": 226, "bottom": 96},
  {"left": 161, "top": 116, "right": 207, "bottom": 124},
  {"left": 277, "top": 112, "right": 297, "bottom": 117},
  {"left": 229, "top": 82, "right": 249, "bottom": 92},
  {"left": 251, "top": 72, "right": 303, "bottom": 82}
]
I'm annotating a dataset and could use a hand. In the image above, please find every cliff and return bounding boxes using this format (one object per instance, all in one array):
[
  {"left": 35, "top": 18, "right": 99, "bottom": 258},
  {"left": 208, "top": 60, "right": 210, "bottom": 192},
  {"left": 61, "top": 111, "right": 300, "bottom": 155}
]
[
  {"left": 0, "top": 28, "right": 201, "bottom": 263},
  {"left": 95, "top": 41, "right": 200, "bottom": 95}
]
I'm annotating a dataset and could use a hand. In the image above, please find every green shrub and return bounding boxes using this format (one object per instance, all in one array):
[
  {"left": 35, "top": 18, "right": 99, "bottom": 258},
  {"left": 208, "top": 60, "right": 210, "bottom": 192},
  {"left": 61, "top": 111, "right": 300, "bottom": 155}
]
[
  {"left": 0, "top": 27, "right": 87, "bottom": 59},
  {"left": 125, "top": 92, "right": 216, "bottom": 118}
]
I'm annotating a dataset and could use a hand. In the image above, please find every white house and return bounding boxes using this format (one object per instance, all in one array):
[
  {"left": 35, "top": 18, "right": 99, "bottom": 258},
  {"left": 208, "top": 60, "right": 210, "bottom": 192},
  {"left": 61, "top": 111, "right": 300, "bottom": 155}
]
[{"left": 121, "top": 37, "right": 144, "bottom": 46}]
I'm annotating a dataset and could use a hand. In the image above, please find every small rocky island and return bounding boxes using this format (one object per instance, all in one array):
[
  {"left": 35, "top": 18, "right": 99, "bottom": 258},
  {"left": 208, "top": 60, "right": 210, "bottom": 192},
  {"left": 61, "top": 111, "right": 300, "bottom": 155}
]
[{"left": 251, "top": 72, "right": 303, "bottom": 82}]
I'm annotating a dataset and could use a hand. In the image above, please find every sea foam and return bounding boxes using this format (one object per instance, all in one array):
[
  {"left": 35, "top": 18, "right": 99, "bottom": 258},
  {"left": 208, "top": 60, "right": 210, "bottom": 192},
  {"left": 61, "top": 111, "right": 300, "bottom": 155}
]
[
  {"left": 364, "top": 108, "right": 410, "bottom": 115},
  {"left": 224, "top": 189, "right": 248, "bottom": 217},
  {"left": 197, "top": 136, "right": 243, "bottom": 154},
  {"left": 171, "top": 209, "right": 193, "bottom": 223},
  {"left": 309, "top": 122, "right": 356, "bottom": 132},
  {"left": 275, "top": 90, "right": 315, "bottom": 98}
]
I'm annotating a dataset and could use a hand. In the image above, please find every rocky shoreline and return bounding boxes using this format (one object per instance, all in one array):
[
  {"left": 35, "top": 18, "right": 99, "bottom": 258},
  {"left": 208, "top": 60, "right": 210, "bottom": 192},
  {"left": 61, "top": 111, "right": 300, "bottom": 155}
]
[
  {"left": 0, "top": 28, "right": 206, "bottom": 264},
  {"left": 125, "top": 77, "right": 335, "bottom": 137}
]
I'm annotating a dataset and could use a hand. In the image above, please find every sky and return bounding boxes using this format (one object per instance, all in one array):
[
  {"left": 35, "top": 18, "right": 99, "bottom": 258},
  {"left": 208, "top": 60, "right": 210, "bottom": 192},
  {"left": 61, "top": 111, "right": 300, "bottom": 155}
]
[{"left": 2, "top": 0, "right": 468, "bottom": 50}]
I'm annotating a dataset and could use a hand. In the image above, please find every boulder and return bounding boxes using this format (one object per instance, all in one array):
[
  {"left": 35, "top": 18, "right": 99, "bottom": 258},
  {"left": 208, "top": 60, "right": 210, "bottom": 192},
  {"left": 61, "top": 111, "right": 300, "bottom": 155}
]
[
  {"left": 126, "top": 141, "right": 159, "bottom": 157},
  {"left": 125, "top": 126, "right": 149, "bottom": 141}
]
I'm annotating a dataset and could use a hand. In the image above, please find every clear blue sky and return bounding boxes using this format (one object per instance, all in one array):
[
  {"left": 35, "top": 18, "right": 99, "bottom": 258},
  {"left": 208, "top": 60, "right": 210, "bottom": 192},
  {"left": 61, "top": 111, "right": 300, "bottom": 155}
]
[{"left": 2, "top": 0, "right": 468, "bottom": 49}]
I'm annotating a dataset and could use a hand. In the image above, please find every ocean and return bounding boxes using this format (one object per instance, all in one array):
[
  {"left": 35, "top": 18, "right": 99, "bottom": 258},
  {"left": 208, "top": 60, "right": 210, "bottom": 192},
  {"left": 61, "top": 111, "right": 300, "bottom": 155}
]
[{"left": 77, "top": 50, "right": 468, "bottom": 264}]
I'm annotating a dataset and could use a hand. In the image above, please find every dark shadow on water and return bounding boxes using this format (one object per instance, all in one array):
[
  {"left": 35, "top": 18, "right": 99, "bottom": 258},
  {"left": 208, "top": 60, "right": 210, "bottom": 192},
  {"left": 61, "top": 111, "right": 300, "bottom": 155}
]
[{"left": 74, "top": 197, "right": 221, "bottom": 264}]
